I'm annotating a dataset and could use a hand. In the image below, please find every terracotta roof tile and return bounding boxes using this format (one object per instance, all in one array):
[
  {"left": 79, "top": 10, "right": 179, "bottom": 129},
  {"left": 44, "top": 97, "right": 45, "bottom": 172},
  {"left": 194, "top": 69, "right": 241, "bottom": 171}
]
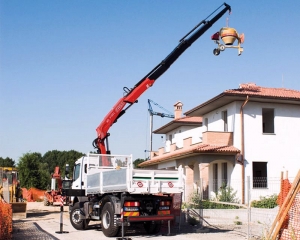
[
  {"left": 225, "top": 83, "right": 300, "bottom": 99},
  {"left": 139, "top": 143, "right": 240, "bottom": 167},
  {"left": 193, "top": 144, "right": 240, "bottom": 153}
]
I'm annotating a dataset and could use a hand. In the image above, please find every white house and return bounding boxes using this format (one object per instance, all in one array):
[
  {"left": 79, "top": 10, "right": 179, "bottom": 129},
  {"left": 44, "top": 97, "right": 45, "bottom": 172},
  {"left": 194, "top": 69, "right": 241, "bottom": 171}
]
[{"left": 139, "top": 83, "right": 300, "bottom": 204}]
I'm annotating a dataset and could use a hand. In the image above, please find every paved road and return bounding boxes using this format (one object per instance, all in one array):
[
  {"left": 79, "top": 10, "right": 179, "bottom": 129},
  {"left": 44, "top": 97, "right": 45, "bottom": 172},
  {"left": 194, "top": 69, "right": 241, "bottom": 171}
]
[{"left": 12, "top": 202, "right": 254, "bottom": 240}]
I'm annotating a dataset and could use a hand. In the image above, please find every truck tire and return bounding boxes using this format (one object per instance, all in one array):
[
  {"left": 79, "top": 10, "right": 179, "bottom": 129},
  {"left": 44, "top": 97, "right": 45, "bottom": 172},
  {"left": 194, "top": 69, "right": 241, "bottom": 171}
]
[
  {"left": 101, "top": 202, "right": 120, "bottom": 237},
  {"left": 144, "top": 222, "right": 161, "bottom": 234},
  {"left": 70, "top": 202, "right": 89, "bottom": 230},
  {"left": 43, "top": 196, "right": 50, "bottom": 206}
]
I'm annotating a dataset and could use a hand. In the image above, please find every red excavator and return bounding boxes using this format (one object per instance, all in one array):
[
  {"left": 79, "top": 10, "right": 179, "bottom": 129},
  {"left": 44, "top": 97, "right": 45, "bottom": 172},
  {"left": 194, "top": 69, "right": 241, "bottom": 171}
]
[{"left": 44, "top": 166, "right": 69, "bottom": 206}]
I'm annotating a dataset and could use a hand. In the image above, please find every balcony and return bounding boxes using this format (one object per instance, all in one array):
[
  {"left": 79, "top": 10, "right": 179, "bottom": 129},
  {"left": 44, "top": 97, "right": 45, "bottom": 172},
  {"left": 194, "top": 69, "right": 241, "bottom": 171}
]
[
  {"left": 202, "top": 131, "right": 233, "bottom": 145},
  {"left": 150, "top": 131, "right": 233, "bottom": 159}
]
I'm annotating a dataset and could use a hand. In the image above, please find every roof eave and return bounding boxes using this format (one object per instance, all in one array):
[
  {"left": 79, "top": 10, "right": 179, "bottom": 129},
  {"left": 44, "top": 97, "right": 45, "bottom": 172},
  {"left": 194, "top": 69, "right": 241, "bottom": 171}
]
[
  {"left": 185, "top": 92, "right": 300, "bottom": 116},
  {"left": 153, "top": 120, "right": 202, "bottom": 134},
  {"left": 139, "top": 146, "right": 239, "bottom": 167}
]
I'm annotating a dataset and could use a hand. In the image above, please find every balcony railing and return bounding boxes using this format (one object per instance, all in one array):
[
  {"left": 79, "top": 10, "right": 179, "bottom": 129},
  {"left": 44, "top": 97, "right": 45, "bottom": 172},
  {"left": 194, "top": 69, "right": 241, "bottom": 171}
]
[
  {"left": 202, "top": 131, "right": 233, "bottom": 145},
  {"left": 253, "top": 177, "right": 268, "bottom": 188}
]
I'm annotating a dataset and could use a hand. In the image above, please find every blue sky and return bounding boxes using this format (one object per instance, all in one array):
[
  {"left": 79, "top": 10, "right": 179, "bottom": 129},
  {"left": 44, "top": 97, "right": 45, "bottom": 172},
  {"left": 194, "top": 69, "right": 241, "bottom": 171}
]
[{"left": 1, "top": 1, "right": 300, "bottom": 162}]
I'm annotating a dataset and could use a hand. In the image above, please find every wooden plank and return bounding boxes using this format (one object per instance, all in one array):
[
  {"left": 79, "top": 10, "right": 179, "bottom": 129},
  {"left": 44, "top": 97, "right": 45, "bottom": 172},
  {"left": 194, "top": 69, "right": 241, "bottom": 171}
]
[
  {"left": 271, "top": 182, "right": 300, "bottom": 240},
  {"left": 267, "top": 170, "right": 300, "bottom": 238},
  {"left": 267, "top": 170, "right": 300, "bottom": 239}
]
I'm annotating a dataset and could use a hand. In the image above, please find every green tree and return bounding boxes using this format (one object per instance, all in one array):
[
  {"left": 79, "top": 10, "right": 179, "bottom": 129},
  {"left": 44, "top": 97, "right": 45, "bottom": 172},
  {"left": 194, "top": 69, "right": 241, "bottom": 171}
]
[
  {"left": 0, "top": 157, "right": 16, "bottom": 167},
  {"left": 133, "top": 158, "right": 146, "bottom": 168},
  {"left": 59, "top": 150, "right": 85, "bottom": 178},
  {"left": 39, "top": 162, "right": 51, "bottom": 190},
  {"left": 41, "top": 150, "right": 61, "bottom": 175},
  {"left": 41, "top": 150, "right": 84, "bottom": 178},
  {"left": 14, "top": 150, "right": 84, "bottom": 190},
  {"left": 17, "top": 152, "right": 43, "bottom": 189}
]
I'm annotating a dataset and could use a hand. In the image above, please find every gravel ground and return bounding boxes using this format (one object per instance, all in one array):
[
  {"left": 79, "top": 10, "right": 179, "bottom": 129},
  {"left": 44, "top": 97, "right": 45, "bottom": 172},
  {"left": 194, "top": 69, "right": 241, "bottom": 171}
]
[{"left": 12, "top": 202, "right": 264, "bottom": 240}]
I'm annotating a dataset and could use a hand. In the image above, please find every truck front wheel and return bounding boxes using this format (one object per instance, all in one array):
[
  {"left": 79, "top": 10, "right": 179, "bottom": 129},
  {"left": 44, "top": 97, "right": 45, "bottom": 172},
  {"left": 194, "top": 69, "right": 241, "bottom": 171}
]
[
  {"left": 70, "top": 202, "right": 89, "bottom": 230},
  {"left": 101, "top": 202, "right": 120, "bottom": 237}
]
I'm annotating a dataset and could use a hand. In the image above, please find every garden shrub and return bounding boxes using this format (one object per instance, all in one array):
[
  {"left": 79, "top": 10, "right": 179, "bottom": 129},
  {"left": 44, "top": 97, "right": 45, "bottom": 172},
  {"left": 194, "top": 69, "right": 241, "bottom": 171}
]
[
  {"left": 251, "top": 194, "right": 278, "bottom": 208},
  {"left": 185, "top": 183, "right": 240, "bottom": 209},
  {"left": 217, "top": 183, "right": 239, "bottom": 203}
]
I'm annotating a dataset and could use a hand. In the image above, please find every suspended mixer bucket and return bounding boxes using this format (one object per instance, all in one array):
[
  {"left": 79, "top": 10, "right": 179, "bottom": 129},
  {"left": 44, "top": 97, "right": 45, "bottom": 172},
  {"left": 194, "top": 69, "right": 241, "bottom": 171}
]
[{"left": 220, "top": 27, "right": 239, "bottom": 45}]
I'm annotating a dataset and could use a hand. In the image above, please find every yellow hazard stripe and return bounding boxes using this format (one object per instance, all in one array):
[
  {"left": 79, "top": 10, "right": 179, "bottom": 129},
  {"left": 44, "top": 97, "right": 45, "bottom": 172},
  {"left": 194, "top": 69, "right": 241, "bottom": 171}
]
[{"left": 123, "top": 212, "right": 140, "bottom": 216}]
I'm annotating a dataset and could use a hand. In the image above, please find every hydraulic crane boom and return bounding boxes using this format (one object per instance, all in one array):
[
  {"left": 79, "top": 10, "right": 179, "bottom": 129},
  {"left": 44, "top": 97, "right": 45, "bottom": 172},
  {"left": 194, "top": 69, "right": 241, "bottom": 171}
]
[{"left": 93, "top": 3, "right": 231, "bottom": 158}]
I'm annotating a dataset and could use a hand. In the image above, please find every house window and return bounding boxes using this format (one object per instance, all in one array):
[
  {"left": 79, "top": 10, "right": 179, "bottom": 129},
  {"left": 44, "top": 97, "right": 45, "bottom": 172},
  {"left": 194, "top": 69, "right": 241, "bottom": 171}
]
[
  {"left": 213, "top": 163, "right": 218, "bottom": 192},
  {"left": 204, "top": 118, "right": 208, "bottom": 131},
  {"left": 221, "top": 162, "right": 228, "bottom": 186},
  {"left": 253, "top": 162, "right": 268, "bottom": 188},
  {"left": 168, "top": 134, "right": 172, "bottom": 142},
  {"left": 262, "top": 108, "right": 274, "bottom": 133},
  {"left": 222, "top": 111, "right": 228, "bottom": 132}
]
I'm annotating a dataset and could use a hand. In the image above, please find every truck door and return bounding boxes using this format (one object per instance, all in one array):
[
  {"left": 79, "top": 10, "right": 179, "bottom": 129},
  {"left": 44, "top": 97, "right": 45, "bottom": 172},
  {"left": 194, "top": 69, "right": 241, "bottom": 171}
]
[{"left": 72, "top": 157, "right": 87, "bottom": 191}]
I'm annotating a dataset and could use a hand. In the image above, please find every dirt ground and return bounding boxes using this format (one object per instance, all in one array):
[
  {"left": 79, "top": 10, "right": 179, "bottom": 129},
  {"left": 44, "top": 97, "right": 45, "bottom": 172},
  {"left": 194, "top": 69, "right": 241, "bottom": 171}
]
[{"left": 11, "top": 202, "right": 263, "bottom": 240}]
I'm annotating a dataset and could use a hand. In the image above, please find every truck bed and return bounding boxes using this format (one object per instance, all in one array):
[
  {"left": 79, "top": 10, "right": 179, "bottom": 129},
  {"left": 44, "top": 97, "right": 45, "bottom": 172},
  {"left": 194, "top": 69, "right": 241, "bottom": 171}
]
[{"left": 85, "top": 154, "right": 184, "bottom": 195}]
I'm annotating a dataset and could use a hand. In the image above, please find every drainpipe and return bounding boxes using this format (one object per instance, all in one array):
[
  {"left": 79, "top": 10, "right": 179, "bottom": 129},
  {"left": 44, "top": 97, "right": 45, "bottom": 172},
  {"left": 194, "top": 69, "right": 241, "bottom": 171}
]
[{"left": 240, "top": 96, "right": 249, "bottom": 204}]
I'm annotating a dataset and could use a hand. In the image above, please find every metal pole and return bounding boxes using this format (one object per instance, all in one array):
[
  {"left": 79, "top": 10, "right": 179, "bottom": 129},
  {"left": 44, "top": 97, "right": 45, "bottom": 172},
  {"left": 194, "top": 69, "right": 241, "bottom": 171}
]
[
  {"left": 178, "top": 192, "right": 183, "bottom": 231},
  {"left": 55, "top": 197, "right": 69, "bottom": 234},
  {"left": 60, "top": 206, "right": 63, "bottom": 232},
  {"left": 199, "top": 178, "right": 203, "bottom": 227},
  {"left": 150, "top": 114, "right": 153, "bottom": 152},
  {"left": 116, "top": 207, "right": 131, "bottom": 240},
  {"left": 247, "top": 176, "right": 251, "bottom": 240},
  {"left": 121, "top": 221, "right": 124, "bottom": 238}
]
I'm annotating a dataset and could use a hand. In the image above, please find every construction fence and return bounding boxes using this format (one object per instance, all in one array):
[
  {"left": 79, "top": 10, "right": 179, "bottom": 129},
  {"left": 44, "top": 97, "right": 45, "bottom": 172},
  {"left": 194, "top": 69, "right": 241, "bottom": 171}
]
[
  {"left": 199, "top": 176, "right": 283, "bottom": 202},
  {"left": 180, "top": 173, "right": 300, "bottom": 239},
  {"left": 0, "top": 200, "right": 13, "bottom": 240}
]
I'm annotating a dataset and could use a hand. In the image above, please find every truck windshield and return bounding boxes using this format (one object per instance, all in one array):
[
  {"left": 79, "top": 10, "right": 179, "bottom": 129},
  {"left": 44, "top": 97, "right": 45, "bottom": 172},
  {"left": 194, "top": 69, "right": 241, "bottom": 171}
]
[{"left": 74, "top": 163, "right": 80, "bottom": 181}]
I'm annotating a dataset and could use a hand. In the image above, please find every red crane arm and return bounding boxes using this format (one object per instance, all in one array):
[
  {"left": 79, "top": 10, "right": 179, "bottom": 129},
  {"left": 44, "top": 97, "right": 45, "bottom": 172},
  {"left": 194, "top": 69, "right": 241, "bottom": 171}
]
[
  {"left": 95, "top": 78, "right": 155, "bottom": 155},
  {"left": 93, "top": 3, "right": 231, "bottom": 157}
]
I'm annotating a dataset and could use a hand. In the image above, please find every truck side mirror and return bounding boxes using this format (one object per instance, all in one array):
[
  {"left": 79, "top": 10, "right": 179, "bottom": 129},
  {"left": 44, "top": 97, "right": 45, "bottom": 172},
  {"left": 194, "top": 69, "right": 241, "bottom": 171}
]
[{"left": 65, "top": 164, "right": 70, "bottom": 179}]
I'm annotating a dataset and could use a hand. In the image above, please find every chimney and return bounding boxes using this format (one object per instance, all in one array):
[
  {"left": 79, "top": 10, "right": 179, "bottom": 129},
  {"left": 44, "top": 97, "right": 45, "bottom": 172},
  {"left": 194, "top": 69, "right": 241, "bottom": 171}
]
[{"left": 174, "top": 101, "right": 183, "bottom": 120}]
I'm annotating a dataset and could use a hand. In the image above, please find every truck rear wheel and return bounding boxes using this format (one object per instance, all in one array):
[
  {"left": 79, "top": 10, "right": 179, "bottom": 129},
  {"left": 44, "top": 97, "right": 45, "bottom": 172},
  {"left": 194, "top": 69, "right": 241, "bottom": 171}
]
[
  {"left": 70, "top": 202, "right": 89, "bottom": 230},
  {"left": 101, "top": 202, "right": 120, "bottom": 237}
]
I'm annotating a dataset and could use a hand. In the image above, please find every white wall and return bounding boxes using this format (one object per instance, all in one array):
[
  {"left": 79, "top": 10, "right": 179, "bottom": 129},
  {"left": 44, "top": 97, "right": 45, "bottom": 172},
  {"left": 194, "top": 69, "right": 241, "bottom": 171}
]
[
  {"left": 165, "top": 126, "right": 202, "bottom": 151},
  {"left": 243, "top": 102, "right": 300, "bottom": 178},
  {"left": 202, "top": 102, "right": 237, "bottom": 133},
  {"left": 201, "top": 100, "right": 300, "bottom": 200},
  {"left": 202, "top": 100, "right": 300, "bottom": 179},
  {"left": 159, "top": 99, "right": 300, "bottom": 201},
  {"left": 209, "top": 159, "right": 242, "bottom": 200}
]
